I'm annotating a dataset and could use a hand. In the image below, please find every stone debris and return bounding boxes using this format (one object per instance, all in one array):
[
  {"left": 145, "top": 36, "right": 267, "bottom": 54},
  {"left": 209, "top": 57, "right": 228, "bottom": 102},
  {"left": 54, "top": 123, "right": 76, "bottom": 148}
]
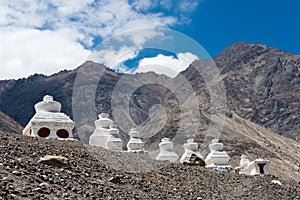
[{"left": 0, "top": 132, "right": 299, "bottom": 199}]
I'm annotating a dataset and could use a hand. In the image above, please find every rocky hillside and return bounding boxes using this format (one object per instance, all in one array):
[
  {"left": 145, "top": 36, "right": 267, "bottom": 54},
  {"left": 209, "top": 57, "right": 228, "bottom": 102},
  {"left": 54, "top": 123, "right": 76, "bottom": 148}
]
[
  {"left": 0, "top": 111, "right": 23, "bottom": 135},
  {"left": 0, "top": 131, "right": 299, "bottom": 199},
  {"left": 0, "top": 70, "right": 78, "bottom": 127}
]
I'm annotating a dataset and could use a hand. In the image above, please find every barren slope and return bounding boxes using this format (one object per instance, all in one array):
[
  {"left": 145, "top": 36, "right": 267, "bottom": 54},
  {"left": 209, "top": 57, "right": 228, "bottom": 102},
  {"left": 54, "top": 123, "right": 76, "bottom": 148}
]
[{"left": 0, "top": 132, "right": 299, "bottom": 199}]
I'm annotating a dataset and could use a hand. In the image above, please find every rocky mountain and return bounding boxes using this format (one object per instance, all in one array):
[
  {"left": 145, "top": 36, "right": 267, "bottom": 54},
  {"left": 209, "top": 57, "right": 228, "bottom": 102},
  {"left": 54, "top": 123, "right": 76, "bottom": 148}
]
[
  {"left": 0, "top": 111, "right": 23, "bottom": 135},
  {"left": 0, "top": 42, "right": 299, "bottom": 181},
  {"left": 0, "top": 42, "right": 299, "bottom": 141},
  {"left": 214, "top": 42, "right": 300, "bottom": 141}
]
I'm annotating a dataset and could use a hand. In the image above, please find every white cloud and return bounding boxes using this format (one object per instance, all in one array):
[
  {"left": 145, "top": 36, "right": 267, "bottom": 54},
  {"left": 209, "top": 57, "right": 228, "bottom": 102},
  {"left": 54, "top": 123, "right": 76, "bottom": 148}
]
[
  {"left": 0, "top": 0, "right": 177, "bottom": 47},
  {"left": 0, "top": 0, "right": 201, "bottom": 79},
  {"left": 178, "top": 0, "right": 201, "bottom": 14},
  {"left": 0, "top": 28, "right": 90, "bottom": 80},
  {"left": 132, "top": 0, "right": 153, "bottom": 11},
  {"left": 88, "top": 46, "right": 139, "bottom": 70},
  {"left": 87, "top": 28, "right": 166, "bottom": 72},
  {"left": 134, "top": 52, "right": 198, "bottom": 77}
]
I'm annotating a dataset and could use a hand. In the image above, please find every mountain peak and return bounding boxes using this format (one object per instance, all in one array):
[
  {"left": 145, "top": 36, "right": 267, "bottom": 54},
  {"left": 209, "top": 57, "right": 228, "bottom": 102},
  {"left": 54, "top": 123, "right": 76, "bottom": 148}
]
[{"left": 214, "top": 41, "right": 295, "bottom": 68}]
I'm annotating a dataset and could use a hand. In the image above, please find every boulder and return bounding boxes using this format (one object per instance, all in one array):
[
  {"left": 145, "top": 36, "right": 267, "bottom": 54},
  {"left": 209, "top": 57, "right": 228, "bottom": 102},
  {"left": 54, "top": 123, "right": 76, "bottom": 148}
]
[
  {"left": 183, "top": 154, "right": 205, "bottom": 166},
  {"left": 37, "top": 155, "right": 70, "bottom": 168}
]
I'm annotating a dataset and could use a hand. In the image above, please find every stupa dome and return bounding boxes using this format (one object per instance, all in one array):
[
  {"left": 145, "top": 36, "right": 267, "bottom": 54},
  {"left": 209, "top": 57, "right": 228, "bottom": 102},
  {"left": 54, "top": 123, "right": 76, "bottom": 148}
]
[
  {"left": 237, "top": 156, "right": 270, "bottom": 176},
  {"left": 239, "top": 154, "right": 250, "bottom": 167},
  {"left": 205, "top": 139, "right": 231, "bottom": 170},
  {"left": 94, "top": 113, "right": 113, "bottom": 129},
  {"left": 127, "top": 128, "right": 144, "bottom": 153},
  {"left": 180, "top": 138, "right": 203, "bottom": 164},
  {"left": 34, "top": 95, "right": 61, "bottom": 113},
  {"left": 107, "top": 124, "right": 119, "bottom": 135},
  {"left": 23, "top": 95, "right": 74, "bottom": 139},
  {"left": 128, "top": 128, "right": 140, "bottom": 138},
  {"left": 209, "top": 143, "right": 224, "bottom": 152},
  {"left": 156, "top": 138, "right": 179, "bottom": 162}
]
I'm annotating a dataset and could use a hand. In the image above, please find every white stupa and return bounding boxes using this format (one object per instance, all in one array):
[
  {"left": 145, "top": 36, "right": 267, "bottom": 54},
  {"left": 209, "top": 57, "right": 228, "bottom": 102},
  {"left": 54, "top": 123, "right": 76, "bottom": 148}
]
[
  {"left": 22, "top": 95, "right": 74, "bottom": 139},
  {"left": 127, "top": 128, "right": 144, "bottom": 153},
  {"left": 205, "top": 139, "right": 231, "bottom": 170},
  {"left": 237, "top": 155, "right": 270, "bottom": 176},
  {"left": 156, "top": 138, "right": 179, "bottom": 162},
  {"left": 89, "top": 113, "right": 113, "bottom": 147},
  {"left": 239, "top": 154, "right": 250, "bottom": 167},
  {"left": 104, "top": 124, "right": 123, "bottom": 151},
  {"left": 180, "top": 138, "right": 203, "bottom": 164}
]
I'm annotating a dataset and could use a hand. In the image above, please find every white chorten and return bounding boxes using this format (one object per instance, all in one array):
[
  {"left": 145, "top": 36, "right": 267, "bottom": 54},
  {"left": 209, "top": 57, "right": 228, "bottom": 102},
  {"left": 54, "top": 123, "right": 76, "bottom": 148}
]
[
  {"left": 239, "top": 154, "right": 250, "bottom": 167},
  {"left": 180, "top": 138, "right": 203, "bottom": 164},
  {"left": 89, "top": 113, "right": 113, "bottom": 147},
  {"left": 205, "top": 139, "right": 231, "bottom": 170},
  {"left": 22, "top": 95, "right": 74, "bottom": 139},
  {"left": 237, "top": 155, "right": 270, "bottom": 176},
  {"left": 127, "top": 128, "right": 144, "bottom": 153},
  {"left": 104, "top": 124, "right": 123, "bottom": 151},
  {"left": 156, "top": 138, "right": 179, "bottom": 162}
]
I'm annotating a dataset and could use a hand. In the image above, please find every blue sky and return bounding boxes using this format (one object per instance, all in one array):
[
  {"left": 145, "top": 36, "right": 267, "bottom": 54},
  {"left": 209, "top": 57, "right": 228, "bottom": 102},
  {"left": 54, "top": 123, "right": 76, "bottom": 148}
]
[
  {"left": 180, "top": 0, "right": 300, "bottom": 57},
  {"left": 0, "top": 0, "right": 299, "bottom": 79}
]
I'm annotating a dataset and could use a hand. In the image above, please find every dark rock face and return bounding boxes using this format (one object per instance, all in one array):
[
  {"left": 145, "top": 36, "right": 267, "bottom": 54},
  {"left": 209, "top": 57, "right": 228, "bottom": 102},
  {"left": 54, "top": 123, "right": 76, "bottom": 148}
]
[
  {"left": 213, "top": 42, "right": 300, "bottom": 140},
  {"left": 177, "top": 42, "right": 300, "bottom": 141}
]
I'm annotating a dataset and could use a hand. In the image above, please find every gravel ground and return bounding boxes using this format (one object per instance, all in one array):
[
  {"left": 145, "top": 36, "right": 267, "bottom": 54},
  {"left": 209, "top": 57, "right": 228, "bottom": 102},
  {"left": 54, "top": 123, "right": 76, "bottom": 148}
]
[{"left": 0, "top": 132, "right": 299, "bottom": 199}]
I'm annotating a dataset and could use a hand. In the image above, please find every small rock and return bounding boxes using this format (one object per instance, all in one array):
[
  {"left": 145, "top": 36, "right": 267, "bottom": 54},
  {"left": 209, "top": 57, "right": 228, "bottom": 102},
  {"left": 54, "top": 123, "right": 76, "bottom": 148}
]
[
  {"left": 12, "top": 170, "right": 22, "bottom": 176},
  {"left": 37, "top": 155, "right": 70, "bottom": 168},
  {"left": 33, "top": 187, "right": 42, "bottom": 192},
  {"left": 271, "top": 180, "right": 282, "bottom": 186},
  {"left": 183, "top": 154, "right": 205, "bottom": 166},
  {"left": 108, "top": 176, "right": 123, "bottom": 184},
  {"left": 39, "top": 182, "right": 49, "bottom": 187}
]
